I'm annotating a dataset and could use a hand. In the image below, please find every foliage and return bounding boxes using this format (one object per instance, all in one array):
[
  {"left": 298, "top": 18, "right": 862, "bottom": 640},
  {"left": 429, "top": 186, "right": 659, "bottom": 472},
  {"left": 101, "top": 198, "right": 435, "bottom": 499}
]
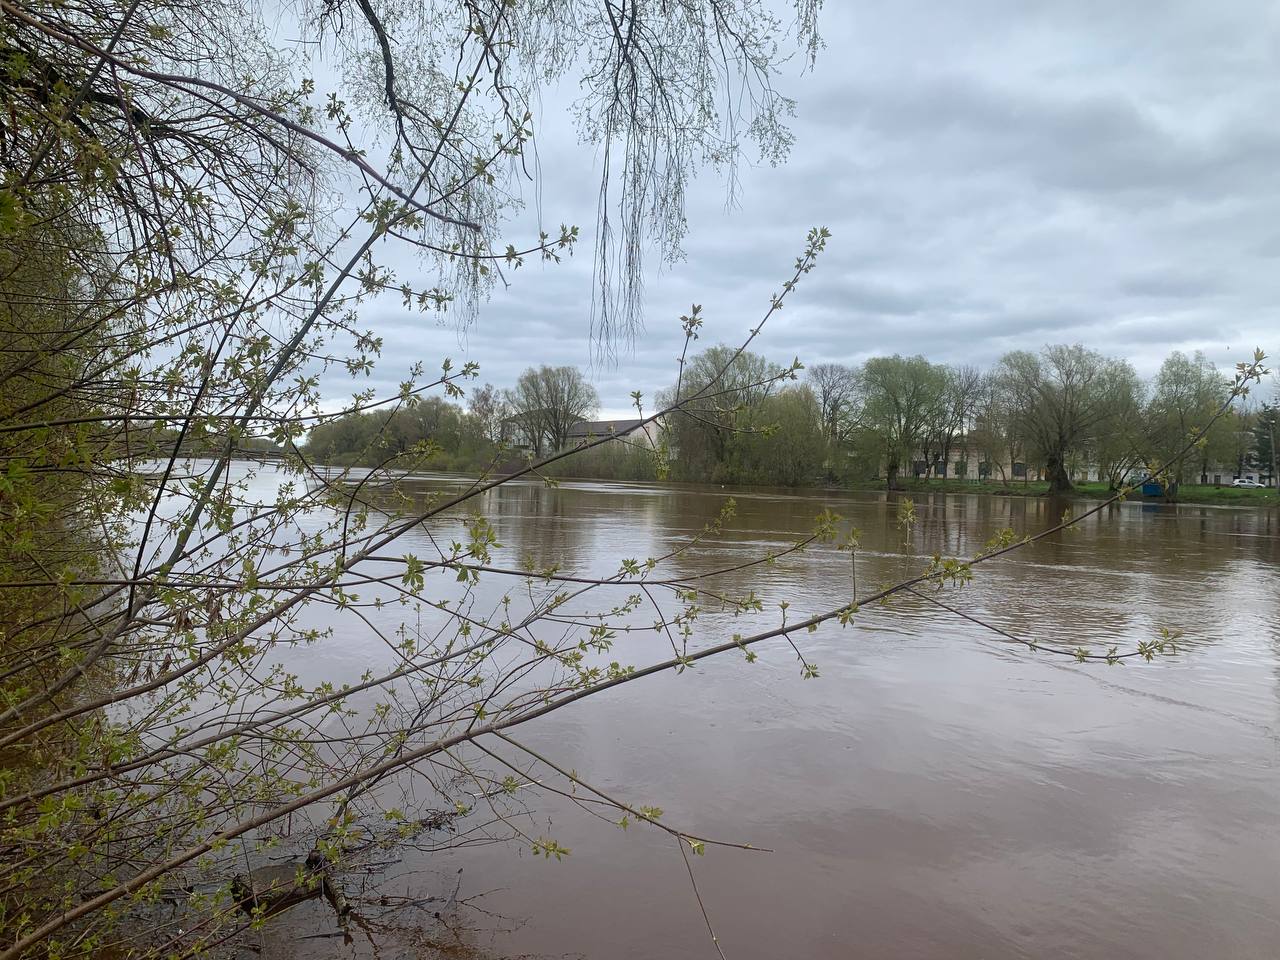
[
  {"left": 1145, "top": 351, "right": 1235, "bottom": 484},
  {"left": 660, "top": 344, "right": 816, "bottom": 484},
  {"left": 712, "top": 385, "right": 827, "bottom": 486},
  {"left": 995, "top": 345, "right": 1142, "bottom": 495},
  {"left": 0, "top": 1, "right": 833, "bottom": 956},
  {"left": 1250, "top": 403, "right": 1276, "bottom": 484},
  {"left": 852, "top": 477, "right": 1278, "bottom": 506},
  {"left": 303, "top": 395, "right": 494, "bottom": 468},
  {"left": 855, "top": 355, "right": 946, "bottom": 488},
  {"left": 541, "top": 439, "right": 660, "bottom": 482}
]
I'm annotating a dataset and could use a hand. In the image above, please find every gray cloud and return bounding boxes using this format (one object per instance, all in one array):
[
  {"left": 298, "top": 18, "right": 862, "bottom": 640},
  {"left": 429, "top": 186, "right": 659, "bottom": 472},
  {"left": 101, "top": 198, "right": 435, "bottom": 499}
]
[{"left": 335, "top": 0, "right": 1280, "bottom": 416}]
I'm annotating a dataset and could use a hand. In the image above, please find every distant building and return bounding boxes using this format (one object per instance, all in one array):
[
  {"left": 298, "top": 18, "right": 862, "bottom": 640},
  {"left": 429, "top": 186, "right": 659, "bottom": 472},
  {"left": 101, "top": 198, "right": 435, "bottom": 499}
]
[
  {"left": 500, "top": 415, "right": 666, "bottom": 455},
  {"left": 886, "top": 438, "right": 1247, "bottom": 487},
  {"left": 565, "top": 418, "right": 664, "bottom": 447}
]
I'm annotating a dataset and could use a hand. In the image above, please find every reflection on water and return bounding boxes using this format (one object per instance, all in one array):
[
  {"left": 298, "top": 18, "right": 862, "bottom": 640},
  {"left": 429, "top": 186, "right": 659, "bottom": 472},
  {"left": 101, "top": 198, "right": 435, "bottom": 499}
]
[{"left": 250, "top": 470, "right": 1280, "bottom": 959}]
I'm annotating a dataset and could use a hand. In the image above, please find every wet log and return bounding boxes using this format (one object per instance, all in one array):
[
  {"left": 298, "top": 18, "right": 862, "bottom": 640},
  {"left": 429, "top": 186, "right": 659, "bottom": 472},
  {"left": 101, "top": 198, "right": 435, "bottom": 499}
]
[{"left": 231, "top": 852, "right": 348, "bottom": 921}]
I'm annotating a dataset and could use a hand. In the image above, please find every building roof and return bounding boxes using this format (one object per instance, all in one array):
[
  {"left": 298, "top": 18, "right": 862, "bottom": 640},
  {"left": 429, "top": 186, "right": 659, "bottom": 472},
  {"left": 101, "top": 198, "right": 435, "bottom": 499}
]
[{"left": 565, "top": 418, "right": 644, "bottom": 439}]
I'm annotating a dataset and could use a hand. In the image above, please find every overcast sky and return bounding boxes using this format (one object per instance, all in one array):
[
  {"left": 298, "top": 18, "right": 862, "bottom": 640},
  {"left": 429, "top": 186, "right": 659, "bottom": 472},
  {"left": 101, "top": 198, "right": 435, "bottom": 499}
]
[{"left": 347, "top": 1, "right": 1280, "bottom": 417}]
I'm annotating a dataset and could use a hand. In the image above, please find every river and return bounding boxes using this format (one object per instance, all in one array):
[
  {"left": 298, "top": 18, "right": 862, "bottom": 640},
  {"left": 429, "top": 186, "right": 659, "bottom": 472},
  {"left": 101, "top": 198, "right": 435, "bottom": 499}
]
[{"left": 235, "top": 469, "right": 1280, "bottom": 959}]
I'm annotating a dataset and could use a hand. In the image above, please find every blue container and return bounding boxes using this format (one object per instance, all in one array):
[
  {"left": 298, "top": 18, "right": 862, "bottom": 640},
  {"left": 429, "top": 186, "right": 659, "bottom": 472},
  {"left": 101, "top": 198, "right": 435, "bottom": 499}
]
[{"left": 1140, "top": 479, "right": 1179, "bottom": 498}]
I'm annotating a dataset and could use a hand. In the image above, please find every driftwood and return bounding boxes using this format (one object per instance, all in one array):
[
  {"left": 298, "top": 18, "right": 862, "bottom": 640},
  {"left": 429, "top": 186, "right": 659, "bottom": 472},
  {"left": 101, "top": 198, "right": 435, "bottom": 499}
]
[{"left": 230, "top": 851, "right": 349, "bottom": 922}]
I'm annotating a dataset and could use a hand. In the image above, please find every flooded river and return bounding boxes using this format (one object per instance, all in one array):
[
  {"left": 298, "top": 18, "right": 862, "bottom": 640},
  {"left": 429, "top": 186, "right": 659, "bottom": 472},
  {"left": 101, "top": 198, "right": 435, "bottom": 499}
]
[{"left": 255, "top": 472, "right": 1279, "bottom": 959}]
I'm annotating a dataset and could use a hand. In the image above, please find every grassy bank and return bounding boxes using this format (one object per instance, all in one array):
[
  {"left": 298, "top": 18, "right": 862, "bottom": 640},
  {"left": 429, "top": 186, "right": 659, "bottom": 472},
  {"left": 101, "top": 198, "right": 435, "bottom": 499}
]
[{"left": 848, "top": 477, "right": 1279, "bottom": 506}]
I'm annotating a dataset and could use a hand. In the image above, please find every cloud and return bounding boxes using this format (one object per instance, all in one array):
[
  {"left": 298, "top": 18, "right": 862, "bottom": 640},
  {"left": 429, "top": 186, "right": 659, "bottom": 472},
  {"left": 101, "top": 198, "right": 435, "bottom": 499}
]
[{"left": 338, "top": 0, "right": 1280, "bottom": 413}]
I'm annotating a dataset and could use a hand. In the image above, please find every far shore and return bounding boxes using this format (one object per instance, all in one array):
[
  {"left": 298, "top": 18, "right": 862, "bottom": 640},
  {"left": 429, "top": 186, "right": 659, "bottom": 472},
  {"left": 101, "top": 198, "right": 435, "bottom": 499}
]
[
  {"left": 842, "top": 477, "right": 1278, "bottom": 507},
  {"left": 228, "top": 453, "right": 1279, "bottom": 508},
  {"left": 508, "top": 469, "right": 1280, "bottom": 508}
]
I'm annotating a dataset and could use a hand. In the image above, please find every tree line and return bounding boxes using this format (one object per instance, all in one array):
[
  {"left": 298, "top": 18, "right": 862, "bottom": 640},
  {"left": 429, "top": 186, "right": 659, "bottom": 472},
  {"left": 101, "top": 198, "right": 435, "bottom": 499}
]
[
  {"left": 802, "top": 345, "right": 1271, "bottom": 494},
  {"left": 303, "top": 364, "right": 602, "bottom": 467},
  {"left": 306, "top": 344, "right": 1273, "bottom": 494}
]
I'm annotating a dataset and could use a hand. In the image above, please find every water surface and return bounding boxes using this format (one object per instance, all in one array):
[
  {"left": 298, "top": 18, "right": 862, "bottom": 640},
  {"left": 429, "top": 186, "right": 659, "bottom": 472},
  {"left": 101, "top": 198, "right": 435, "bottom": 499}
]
[{"left": 254, "top": 473, "right": 1280, "bottom": 959}]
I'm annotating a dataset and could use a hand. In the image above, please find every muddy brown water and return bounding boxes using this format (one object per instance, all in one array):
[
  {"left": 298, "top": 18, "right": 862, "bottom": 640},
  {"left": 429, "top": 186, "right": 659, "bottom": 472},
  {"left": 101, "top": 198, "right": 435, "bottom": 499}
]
[{"left": 225, "top": 469, "right": 1280, "bottom": 959}]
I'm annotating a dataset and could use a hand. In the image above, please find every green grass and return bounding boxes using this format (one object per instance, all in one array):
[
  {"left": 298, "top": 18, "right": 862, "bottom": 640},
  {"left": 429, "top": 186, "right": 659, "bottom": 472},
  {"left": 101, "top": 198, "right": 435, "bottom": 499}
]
[
  {"left": 1166, "top": 484, "right": 1278, "bottom": 505},
  {"left": 848, "top": 477, "right": 1278, "bottom": 506}
]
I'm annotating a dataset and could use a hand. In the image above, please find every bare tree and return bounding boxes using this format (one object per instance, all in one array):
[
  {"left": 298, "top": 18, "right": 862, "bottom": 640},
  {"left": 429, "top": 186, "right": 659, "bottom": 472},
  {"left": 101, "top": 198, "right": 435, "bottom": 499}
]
[
  {"left": 922, "top": 364, "right": 983, "bottom": 478},
  {"left": 505, "top": 365, "right": 600, "bottom": 455},
  {"left": 967, "top": 374, "right": 1016, "bottom": 483},
  {"left": 467, "top": 382, "right": 511, "bottom": 445},
  {"left": 807, "top": 362, "right": 861, "bottom": 441}
]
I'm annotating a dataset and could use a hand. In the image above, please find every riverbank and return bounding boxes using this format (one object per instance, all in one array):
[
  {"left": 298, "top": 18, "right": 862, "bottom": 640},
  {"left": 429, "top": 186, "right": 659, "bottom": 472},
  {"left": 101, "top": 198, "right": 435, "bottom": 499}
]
[
  {"left": 849, "top": 477, "right": 1279, "bottom": 506},
  {"left": 327, "top": 461, "right": 1280, "bottom": 508}
]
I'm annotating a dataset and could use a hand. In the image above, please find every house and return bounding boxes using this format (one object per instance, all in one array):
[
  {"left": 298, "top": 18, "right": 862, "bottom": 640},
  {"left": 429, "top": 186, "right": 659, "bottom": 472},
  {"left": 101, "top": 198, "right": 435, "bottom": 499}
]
[
  {"left": 565, "top": 418, "right": 664, "bottom": 448},
  {"left": 500, "top": 415, "right": 666, "bottom": 456}
]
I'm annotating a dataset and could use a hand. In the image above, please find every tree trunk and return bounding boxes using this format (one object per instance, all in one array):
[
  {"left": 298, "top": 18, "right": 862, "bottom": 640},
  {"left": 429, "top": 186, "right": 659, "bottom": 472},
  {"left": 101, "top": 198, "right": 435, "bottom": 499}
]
[
  {"left": 1045, "top": 453, "right": 1073, "bottom": 495},
  {"left": 886, "top": 462, "right": 899, "bottom": 490},
  {"left": 1271, "top": 419, "right": 1278, "bottom": 489}
]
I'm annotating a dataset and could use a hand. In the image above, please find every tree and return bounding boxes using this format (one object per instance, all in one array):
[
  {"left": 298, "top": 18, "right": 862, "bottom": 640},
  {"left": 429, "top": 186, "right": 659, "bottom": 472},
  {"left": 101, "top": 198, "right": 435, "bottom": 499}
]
[
  {"left": 1090, "top": 370, "right": 1146, "bottom": 490},
  {"left": 663, "top": 344, "right": 789, "bottom": 482},
  {"left": 1146, "top": 351, "right": 1233, "bottom": 484},
  {"left": 968, "top": 373, "right": 1021, "bottom": 483},
  {"left": 467, "top": 383, "right": 511, "bottom": 445},
  {"left": 710, "top": 385, "right": 826, "bottom": 485},
  {"left": 506, "top": 365, "right": 600, "bottom": 456},
  {"left": 1253, "top": 403, "right": 1278, "bottom": 485},
  {"left": 807, "top": 362, "right": 860, "bottom": 441},
  {"left": 996, "top": 345, "right": 1137, "bottom": 495},
  {"left": 922, "top": 364, "right": 982, "bottom": 479},
  {"left": 0, "top": 1, "right": 832, "bottom": 955},
  {"left": 858, "top": 355, "right": 946, "bottom": 489}
]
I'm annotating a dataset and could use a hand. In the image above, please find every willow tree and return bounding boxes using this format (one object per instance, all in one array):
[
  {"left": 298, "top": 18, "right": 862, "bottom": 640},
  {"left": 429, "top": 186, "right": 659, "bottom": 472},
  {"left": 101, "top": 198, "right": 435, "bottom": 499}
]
[
  {"left": 996, "top": 344, "right": 1141, "bottom": 496},
  {"left": 662, "top": 343, "right": 793, "bottom": 482}
]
